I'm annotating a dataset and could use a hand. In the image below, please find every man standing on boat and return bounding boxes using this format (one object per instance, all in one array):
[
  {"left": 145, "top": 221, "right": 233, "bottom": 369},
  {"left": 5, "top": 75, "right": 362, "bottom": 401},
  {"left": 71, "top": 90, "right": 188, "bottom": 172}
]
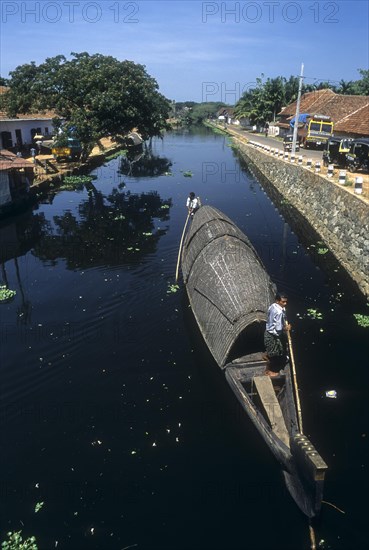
[
  {"left": 264, "top": 293, "right": 291, "bottom": 377},
  {"left": 186, "top": 192, "right": 199, "bottom": 217}
]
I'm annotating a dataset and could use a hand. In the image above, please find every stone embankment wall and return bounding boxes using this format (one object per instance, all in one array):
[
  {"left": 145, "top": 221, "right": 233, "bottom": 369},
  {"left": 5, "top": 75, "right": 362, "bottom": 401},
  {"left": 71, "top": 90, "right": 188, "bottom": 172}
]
[{"left": 236, "top": 142, "right": 369, "bottom": 298}]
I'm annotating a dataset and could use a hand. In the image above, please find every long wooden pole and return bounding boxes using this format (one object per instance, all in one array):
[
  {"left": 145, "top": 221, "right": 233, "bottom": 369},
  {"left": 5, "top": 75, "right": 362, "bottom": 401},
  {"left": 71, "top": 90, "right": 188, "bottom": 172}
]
[
  {"left": 286, "top": 328, "right": 304, "bottom": 433},
  {"left": 175, "top": 213, "right": 190, "bottom": 282}
]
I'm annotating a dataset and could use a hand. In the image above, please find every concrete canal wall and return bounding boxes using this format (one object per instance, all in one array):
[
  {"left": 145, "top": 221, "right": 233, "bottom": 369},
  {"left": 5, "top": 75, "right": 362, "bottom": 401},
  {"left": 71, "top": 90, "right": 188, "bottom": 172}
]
[{"left": 234, "top": 139, "right": 369, "bottom": 298}]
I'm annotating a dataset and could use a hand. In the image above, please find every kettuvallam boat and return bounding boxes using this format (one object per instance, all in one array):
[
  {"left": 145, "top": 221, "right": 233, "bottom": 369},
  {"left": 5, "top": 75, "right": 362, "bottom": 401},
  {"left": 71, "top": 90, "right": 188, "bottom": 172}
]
[{"left": 181, "top": 205, "right": 327, "bottom": 518}]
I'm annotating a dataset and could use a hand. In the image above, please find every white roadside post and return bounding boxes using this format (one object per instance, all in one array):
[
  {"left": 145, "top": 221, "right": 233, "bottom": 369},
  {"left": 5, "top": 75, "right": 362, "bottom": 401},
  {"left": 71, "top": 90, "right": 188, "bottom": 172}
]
[
  {"left": 355, "top": 177, "right": 363, "bottom": 194},
  {"left": 339, "top": 170, "right": 346, "bottom": 185}
]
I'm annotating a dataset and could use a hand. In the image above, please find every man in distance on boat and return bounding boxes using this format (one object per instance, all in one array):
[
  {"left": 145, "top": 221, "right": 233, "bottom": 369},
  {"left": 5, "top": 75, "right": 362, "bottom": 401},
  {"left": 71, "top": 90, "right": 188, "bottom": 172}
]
[
  {"left": 264, "top": 293, "right": 291, "bottom": 377},
  {"left": 186, "top": 192, "right": 199, "bottom": 217}
]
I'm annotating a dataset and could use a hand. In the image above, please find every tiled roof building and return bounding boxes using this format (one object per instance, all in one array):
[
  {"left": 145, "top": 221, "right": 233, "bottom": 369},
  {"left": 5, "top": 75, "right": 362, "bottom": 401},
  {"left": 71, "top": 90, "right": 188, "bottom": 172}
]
[{"left": 277, "top": 89, "right": 369, "bottom": 137}]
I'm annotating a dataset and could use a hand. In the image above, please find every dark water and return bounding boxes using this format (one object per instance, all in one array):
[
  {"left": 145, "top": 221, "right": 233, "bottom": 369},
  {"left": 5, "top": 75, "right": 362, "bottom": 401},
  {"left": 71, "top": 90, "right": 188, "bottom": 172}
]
[{"left": 0, "top": 127, "right": 368, "bottom": 550}]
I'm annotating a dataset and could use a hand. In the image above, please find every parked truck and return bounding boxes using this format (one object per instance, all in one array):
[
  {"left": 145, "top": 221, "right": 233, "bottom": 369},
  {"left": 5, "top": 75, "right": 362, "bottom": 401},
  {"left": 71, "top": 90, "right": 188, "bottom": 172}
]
[
  {"left": 51, "top": 137, "right": 82, "bottom": 161},
  {"left": 290, "top": 114, "right": 334, "bottom": 150}
]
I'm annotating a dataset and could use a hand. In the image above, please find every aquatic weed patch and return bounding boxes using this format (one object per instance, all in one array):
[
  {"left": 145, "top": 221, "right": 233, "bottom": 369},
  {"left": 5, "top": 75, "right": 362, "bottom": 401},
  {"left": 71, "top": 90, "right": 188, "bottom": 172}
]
[
  {"left": 1, "top": 530, "right": 38, "bottom": 550},
  {"left": 104, "top": 149, "right": 127, "bottom": 161},
  {"left": 167, "top": 284, "right": 180, "bottom": 294},
  {"left": 0, "top": 286, "right": 16, "bottom": 302},
  {"left": 296, "top": 308, "right": 323, "bottom": 321},
  {"left": 60, "top": 174, "right": 97, "bottom": 190},
  {"left": 317, "top": 247, "right": 329, "bottom": 255},
  {"left": 306, "top": 308, "right": 323, "bottom": 320},
  {"left": 353, "top": 314, "right": 369, "bottom": 328}
]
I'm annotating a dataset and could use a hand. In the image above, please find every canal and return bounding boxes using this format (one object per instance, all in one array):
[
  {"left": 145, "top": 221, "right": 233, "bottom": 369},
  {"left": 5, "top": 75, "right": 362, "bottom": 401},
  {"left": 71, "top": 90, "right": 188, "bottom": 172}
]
[{"left": 0, "top": 126, "right": 368, "bottom": 549}]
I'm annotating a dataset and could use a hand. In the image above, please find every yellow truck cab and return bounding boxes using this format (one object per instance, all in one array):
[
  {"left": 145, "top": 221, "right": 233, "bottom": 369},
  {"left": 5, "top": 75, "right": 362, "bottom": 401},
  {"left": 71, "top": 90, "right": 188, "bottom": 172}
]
[
  {"left": 301, "top": 115, "right": 334, "bottom": 149},
  {"left": 291, "top": 113, "right": 334, "bottom": 150}
]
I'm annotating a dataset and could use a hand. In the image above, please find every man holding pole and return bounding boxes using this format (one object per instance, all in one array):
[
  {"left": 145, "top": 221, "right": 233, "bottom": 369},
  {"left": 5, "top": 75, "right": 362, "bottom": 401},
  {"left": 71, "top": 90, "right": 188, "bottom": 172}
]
[
  {"left": 186, "top": 192, "right": 199, "bottom": 217},
  {"left": 264, "top": 292, "right": 291, "bottom": 377}
]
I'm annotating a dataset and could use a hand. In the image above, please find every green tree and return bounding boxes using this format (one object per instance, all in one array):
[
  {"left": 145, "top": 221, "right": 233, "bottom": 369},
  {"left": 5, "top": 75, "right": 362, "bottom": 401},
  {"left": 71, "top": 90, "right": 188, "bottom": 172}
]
[
  {"left": 284, "top": 75, "right": 300, "bottom": 104},
  {"left": 336, "top": 79, "right": 354, "bottom": 94},
  {"left": 234, "top": 75, "right": 270, "bottom": 125},
  {"left": 355, "top": 69, "right": 369, "bottom": 94},
  {"left": 1, "top": 53, "right": 171, "bottom": 158},
  {"left": 263, "top": 77, "right": 286, "bottom": 121}
]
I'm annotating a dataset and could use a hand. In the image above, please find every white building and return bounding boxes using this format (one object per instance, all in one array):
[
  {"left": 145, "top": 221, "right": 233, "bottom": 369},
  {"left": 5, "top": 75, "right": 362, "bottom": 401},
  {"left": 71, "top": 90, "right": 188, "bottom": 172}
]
[
  {"left": 0, "top": 86, "right": 57, "bottom": 149},
  {"left": 0, "top": 114, "right": 56, "bottom": 149}
]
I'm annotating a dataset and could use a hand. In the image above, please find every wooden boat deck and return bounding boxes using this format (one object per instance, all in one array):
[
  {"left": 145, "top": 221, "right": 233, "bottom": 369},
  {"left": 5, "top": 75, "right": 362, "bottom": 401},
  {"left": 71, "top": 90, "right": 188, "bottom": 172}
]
[{"left": 253, "top": 375, "right": 290, "bottom": 447}]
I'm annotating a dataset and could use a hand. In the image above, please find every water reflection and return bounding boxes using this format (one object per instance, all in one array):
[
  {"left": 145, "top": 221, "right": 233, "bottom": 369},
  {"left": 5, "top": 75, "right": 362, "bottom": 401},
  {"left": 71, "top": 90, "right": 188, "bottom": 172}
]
[
  {"left": 0, "top": 212, "right": 47, "bottom": 323},
  {"left": 33, "top": 189, "right": 172, "bottom": 269},
  {"left": 119, "top": 144, "right": 172, "bottom": 178}
]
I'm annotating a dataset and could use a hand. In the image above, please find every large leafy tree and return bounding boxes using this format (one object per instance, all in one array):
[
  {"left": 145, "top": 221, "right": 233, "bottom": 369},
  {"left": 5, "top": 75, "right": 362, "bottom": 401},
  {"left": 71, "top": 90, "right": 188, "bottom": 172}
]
[{"left": 1, "top": 52, "right": 171, "bottom": 157}]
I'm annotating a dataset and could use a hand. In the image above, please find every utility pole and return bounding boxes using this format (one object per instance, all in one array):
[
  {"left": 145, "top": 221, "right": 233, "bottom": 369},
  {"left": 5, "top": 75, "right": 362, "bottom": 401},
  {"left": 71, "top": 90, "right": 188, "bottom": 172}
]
[{"left": 292, "top": 63, "right": 304, "bottom": 154}]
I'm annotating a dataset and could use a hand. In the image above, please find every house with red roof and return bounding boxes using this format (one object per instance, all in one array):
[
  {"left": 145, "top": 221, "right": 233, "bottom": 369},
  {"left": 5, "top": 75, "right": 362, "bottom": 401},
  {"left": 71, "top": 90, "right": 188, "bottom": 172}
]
[{"left": 276, "top": 89, "right": 369, "bottom": 139}]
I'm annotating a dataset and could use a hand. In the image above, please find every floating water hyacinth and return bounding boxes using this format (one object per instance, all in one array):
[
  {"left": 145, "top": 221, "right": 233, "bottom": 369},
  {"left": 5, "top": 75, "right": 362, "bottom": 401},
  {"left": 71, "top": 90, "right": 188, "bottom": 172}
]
[
  {"left": 60, "top": 175, "right": 96, "bottom": 189},
  {"left": 35, "top": 501, "right": 44, "bottom": 513},
  {"left": 104, "top": 149, "right": 127, "bottom": 161},
  {"left": 353, "top": 314, "right": 369, "bottom": 328},
  {"left": 0, "top": 286, "right": 16, "bottom": 302},
  {"left": 167, "top": 284, "right": 180, "bottom": 294},
  {"left": 2, "top": 531, "right": 38, "bottom": 550},
  {"left": 306, "top": 308, "right": 323, "bottom": 320},
  {"left": 63, "top": 175, "right": 95, "bottom": 184}
]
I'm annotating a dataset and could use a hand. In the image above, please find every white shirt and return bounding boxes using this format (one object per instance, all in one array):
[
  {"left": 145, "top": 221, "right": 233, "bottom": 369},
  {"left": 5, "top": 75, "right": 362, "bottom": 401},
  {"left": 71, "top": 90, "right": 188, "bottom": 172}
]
[
  {"left": 266, "top": 303, "right": 286, "bottom": 335},
  {"left": 186, "top": 197, "right": 198, "bottom": 210}
]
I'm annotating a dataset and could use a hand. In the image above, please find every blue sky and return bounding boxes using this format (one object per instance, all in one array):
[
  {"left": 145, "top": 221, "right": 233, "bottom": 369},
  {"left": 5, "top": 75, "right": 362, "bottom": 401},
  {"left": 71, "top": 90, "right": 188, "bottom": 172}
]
[{"left": 1, "top": 1, "right": 368, "bottom": 102}]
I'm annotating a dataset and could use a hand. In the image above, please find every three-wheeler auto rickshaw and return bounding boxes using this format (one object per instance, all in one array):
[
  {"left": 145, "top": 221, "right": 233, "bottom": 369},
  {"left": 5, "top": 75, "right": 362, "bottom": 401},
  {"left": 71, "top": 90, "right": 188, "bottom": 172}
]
[
  {"left": 322, "top": 137, "right": 353, "bottom": 167},
  {"left": 345, "top": 138, "right": 369, "bottom": 173}
]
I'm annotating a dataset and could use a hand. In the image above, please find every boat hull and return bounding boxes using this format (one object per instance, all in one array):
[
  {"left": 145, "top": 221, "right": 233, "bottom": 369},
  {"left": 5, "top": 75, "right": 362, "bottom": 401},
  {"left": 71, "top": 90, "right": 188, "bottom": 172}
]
[{"left": 181, "top": 206, "right": 327, "bottom": 518}]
